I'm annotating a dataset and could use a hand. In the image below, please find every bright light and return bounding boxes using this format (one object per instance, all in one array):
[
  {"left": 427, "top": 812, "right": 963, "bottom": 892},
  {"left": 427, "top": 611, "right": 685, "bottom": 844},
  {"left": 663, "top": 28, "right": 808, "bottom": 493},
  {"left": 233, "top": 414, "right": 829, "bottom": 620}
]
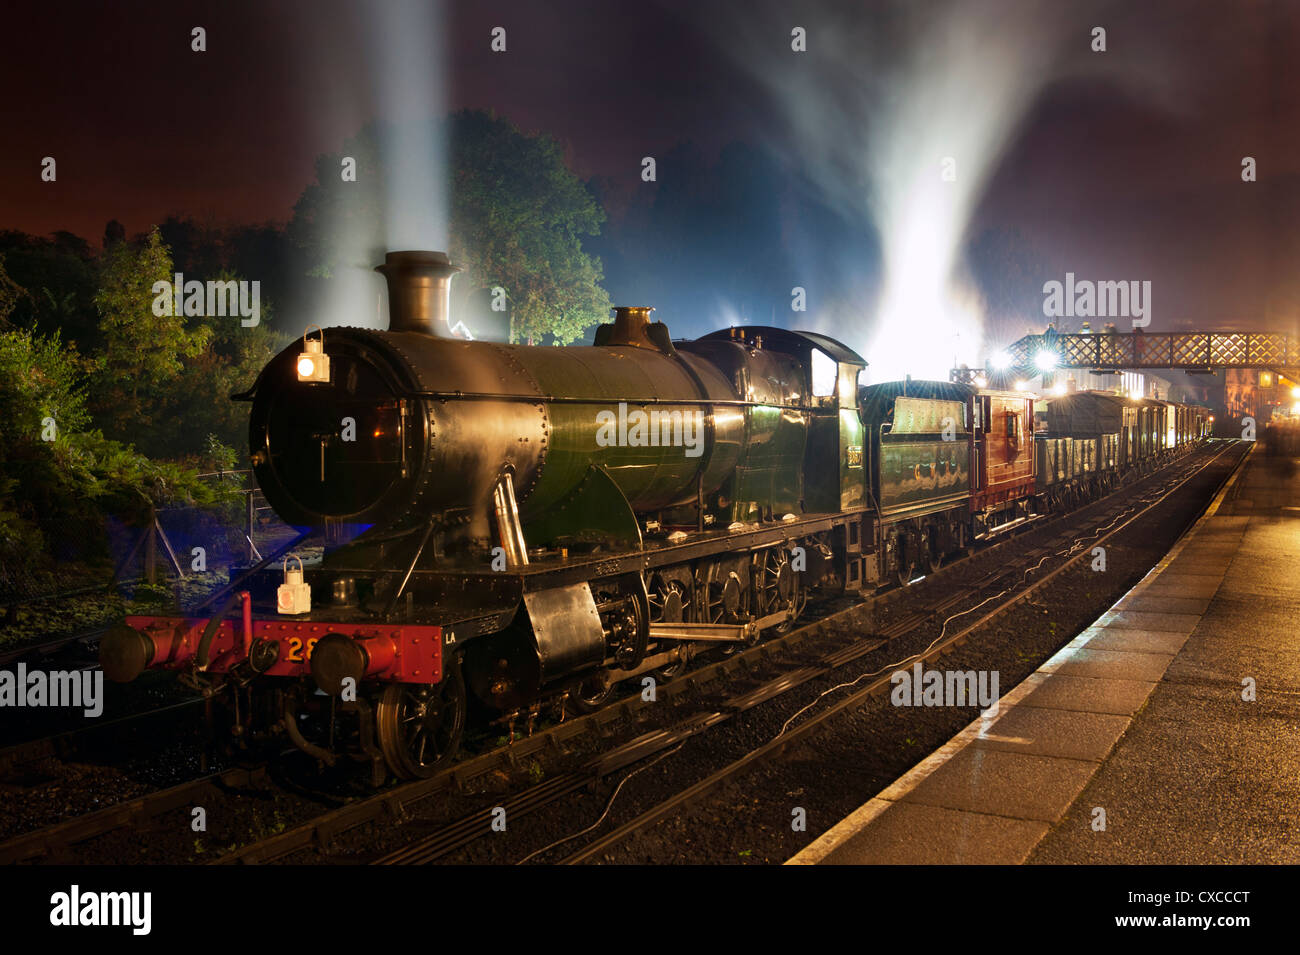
[
  {"left": 989, "top": 352, "right": 1011, "bottom": 370},
  {"left": 732, "top": 0, "right": 1066, "bottom": 391},
  {"left": 1034, "top": 351, "right": 1057, "bottom": 371},
  {"left": 867, "top": 281, "right": 985, "bottom": 381},
  {"left": 1014, "top": 380, "right": 1029, "bottom": 392},
  {"left": 297, "top": 330, "right": 330, "bottom": 383},
  {"left": 1291, "top": 386, "right": 1300, "bottom": 399},
  {"left": 974, "top": 375, "right": 988, "bottom": 389},
  {"left": 1129, "top": 388, "right": 1143, "bottom": 399},
  {"left": 1052, "top": 381, "right": 1067, "bottom": 396},
  {"left": 297, "top": 351, "right": 331, "bottom": 382}
]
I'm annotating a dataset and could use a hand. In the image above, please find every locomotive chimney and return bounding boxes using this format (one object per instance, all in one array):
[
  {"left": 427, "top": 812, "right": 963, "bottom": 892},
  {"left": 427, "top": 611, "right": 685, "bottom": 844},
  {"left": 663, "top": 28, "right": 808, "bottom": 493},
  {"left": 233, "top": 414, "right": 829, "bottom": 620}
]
[{"left": 375, "top": 250, "right": 462, "bottom": 336}]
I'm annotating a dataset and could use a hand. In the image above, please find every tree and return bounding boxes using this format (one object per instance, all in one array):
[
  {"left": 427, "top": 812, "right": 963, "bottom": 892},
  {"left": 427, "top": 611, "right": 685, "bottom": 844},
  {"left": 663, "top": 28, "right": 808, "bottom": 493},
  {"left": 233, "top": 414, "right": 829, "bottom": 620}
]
[
  {"left": 290, "top": 110, "right": 612, "bottom": 344},
  {"left": 0, "top": 327, "right": 85, "bottom": 592},
  {"left": 0, "top": 325, "right": 237, "bottom": 597},
  {"left": 0, "top": 255, "right": 28, "bottom": 329},
  {"left": 449, "top": 111, "right": 612, "bottom": 344},
  {"left": 151, "top": 279, "right": 282, "bottom": 458},
  {"left": 0, "top": 327, "right": 90, "bottom": 451},
  {"left": 91, "top": 227, "right": 211, "bottom": 440},
  {"left": 103, "top": 219, "right": 126, "bottom": 249},
  {"left": 158, "top": 215, "right": 225, "bottom": 278},
  {"left": 0, "top": 230, "right": 98, "bottom": 343}
]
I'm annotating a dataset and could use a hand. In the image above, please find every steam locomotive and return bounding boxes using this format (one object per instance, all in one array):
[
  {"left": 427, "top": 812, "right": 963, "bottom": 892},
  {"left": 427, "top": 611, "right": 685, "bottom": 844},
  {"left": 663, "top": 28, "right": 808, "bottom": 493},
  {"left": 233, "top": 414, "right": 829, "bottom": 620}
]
[{"left": 99, "top": 250, "right": 1210, "bottom": 782}]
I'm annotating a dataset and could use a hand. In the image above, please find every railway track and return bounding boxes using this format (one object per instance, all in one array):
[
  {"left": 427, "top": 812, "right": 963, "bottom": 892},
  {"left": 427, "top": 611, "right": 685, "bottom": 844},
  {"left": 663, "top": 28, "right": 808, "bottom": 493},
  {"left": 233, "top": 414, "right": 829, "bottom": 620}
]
[
  {"left": 0, "top": 442, "right": 1239, "bottom": 865},
  {"left": 0, "top": 698, "right": 204, "bottom": 776},
  {"left": 0, "top": 766, "right": 275, "bottom": 864},
  {"left": 550, "top": 440, "right": 1248, "bottom": 864},
  {"left": 380, "top": 441, "right": 1241, "bottom": 866},
  {"left": 188, "top": 440, "right": 1241, "bottom": 866},
  {"left": 0, "top": 626, "right": 108, "bottom": 669}
]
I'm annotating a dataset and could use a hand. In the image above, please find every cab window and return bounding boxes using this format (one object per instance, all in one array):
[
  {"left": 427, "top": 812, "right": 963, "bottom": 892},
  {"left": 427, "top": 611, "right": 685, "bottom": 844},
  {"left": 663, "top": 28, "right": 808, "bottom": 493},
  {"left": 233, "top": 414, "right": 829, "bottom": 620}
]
[{"left": 811, "top": 348, "right": 836, "bottom": 397}]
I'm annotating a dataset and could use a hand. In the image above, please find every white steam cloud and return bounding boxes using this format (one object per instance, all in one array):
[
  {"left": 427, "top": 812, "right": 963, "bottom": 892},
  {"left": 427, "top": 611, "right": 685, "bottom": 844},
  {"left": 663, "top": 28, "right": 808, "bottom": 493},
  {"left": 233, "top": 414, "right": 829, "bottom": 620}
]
[
  {"left": 312, "top": 0, "right": 450, "bottom": 330},
  {"left": 367, "top": 0, "right": 450, "bottom": 250},
  {"left": 866, "top": 1, "right": 1063, "bottom": 380},
  {"left": 721, "top": 0, "right": 1076, "bottom": 381}
]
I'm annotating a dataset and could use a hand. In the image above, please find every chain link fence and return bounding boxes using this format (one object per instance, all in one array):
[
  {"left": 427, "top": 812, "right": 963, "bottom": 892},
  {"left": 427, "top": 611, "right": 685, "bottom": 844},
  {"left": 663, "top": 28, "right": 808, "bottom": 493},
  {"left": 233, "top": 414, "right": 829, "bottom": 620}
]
[{"left": 1, "top": 469, "right": 298, "bottom": 639}]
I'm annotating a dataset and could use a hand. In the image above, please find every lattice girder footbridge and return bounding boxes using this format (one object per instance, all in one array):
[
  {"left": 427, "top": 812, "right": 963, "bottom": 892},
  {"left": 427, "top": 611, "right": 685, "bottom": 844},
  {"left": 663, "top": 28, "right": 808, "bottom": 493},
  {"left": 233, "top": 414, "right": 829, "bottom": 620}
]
[{"left": 997, "top": 330, "right": 1300, "bottom": 377}]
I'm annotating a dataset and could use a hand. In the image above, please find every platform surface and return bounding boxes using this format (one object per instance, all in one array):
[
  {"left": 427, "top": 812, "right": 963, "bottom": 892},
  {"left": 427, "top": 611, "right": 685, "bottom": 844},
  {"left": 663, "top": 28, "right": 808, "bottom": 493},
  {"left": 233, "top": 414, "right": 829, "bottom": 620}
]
[{"left": 790, "top": 443, "right": 1300, "bottom": 865}]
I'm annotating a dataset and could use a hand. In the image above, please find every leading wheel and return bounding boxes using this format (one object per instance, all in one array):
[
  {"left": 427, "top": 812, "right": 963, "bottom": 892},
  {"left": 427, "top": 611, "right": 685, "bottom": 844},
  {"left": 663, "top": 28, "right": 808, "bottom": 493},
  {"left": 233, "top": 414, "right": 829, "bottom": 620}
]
[
  {"left": 568, "top": 669, "right": 617, "bottom": 714},
  {"left": 375, "top": 666, "right": 467, "bottom": 780}
]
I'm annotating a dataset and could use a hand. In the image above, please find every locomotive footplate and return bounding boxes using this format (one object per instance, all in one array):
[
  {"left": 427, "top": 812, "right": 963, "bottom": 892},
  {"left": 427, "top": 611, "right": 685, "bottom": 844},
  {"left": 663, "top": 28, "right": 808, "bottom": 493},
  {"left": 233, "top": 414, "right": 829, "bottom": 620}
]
[
  {"left": 322, "top": 507, "right": 870, "bottom": 600},
  {"left": 284, "top": 509, "right": 868, "bottom": 655}
]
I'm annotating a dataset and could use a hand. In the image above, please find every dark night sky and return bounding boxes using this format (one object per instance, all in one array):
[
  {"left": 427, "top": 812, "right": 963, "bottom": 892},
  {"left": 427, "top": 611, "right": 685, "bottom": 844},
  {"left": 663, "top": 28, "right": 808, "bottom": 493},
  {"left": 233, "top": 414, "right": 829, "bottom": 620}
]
[
  {"left": 1, "top": 0, "right": 761, "bottom": 238},
  {"left": 5, "top": 0, "right": 1300, "bottom": 336}
]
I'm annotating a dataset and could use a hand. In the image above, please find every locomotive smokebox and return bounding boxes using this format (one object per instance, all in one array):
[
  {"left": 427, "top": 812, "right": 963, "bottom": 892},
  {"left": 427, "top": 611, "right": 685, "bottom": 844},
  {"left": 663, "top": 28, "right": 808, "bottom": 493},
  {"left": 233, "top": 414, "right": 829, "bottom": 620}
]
[{"left": 375, "top": 250, "right": 461, "bottom": 336}]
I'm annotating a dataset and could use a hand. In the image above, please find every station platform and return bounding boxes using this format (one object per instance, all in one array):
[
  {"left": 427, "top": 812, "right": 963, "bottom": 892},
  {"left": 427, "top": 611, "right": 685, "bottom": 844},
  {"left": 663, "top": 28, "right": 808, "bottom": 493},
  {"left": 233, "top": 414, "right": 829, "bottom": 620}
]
[{"left": 790, "top": 443, "right": 1300, "bottom": 864}]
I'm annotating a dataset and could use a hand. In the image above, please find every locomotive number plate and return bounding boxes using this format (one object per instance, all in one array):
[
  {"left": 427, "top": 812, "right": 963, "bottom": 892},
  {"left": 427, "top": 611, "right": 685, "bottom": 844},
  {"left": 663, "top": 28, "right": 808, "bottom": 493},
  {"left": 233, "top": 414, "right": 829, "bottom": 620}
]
[{"left": 284, "top": 636, "right": 319, "bottom": 664}]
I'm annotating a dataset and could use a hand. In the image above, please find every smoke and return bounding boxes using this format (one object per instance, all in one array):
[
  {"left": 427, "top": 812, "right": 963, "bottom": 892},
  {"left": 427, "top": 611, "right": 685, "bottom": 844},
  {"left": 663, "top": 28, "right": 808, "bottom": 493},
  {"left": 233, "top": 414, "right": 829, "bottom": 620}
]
[
  {"left": 715, "top": 0, "right": 1081, "bottom": 381},
  {"left": 365, "top": 0, "right": 450, "bottom": 251},
  {"left": 866, "top": 1, "right": 1067, "bottom": 380},
  {"left": 307, "top": 0, "right": 450, "bottom": 331}
]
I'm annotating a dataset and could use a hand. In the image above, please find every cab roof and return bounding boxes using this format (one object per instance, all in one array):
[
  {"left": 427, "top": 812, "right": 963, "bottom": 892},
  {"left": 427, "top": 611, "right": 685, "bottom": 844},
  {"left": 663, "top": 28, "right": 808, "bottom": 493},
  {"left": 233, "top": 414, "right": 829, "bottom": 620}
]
[{"left": 695, "top": 326, "right": 867, "bottom": 367}]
